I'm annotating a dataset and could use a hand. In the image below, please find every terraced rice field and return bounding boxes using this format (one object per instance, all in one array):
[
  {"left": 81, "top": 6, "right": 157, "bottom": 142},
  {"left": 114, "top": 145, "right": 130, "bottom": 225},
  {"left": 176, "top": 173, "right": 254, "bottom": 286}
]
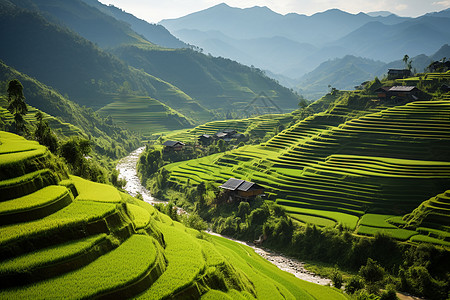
[
  {"left": 163, "top": 113, "right": 295, "bottom": 143},
  {"left": 0, "top": 131, "right": 344, "bottom": 298},
  {"left": 97, "top": 95, "right": 194, "bottom": 136},
  {"left": 166, "top": 100, "right": 450, "bottom": 246}
]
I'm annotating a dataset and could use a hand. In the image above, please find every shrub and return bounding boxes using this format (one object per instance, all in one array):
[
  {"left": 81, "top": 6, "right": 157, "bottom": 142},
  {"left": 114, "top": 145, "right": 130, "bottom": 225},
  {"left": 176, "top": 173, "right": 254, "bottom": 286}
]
[
  {"left": 331, "top": 268, "right": 343, "bottom": 289},
  {"left": 345, "top": 275, "right": 364, "bottom": 294},
  {"left": 359, "top": 258, "right": 385, "bottom": 284}
]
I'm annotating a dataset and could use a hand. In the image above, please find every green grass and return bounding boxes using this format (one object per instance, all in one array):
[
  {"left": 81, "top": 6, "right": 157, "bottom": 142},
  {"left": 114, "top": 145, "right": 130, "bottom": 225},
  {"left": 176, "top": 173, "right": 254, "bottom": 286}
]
[
  {"left": 0, "top": 186, "right": 70, "bottom": 215},
  {"left": 356, "top": 226, "right": 418, "bottom": 241},
  {"left": 136, "top": 222, "right": 206, "bottom": 299},
  {"left": 127, "top": 203, "right": 151, "bottom": 229},
  {"left": 283, "top": 206, "right": 359, "bottom": 230},
  {"left": 0, "top": 234, "right": 107, "bottom": 275},
  {"left": 70, "top": 176, "right": 122, "bottom": 203},
  {"left": 358, "top": 214, "right": 398, "bottom": 229},
  {"left": 164, "top": 98, "right": 450, "bottom": 243},
  {"left": 97, "top": 95, "right": 194, "bottom": 136},
  {"left": 0, "top": 235, "right": 159, "bottom": 299},
  {"left": 210, "top": 235, "right": 347, "bottom": 300},
  {"left": 0, "top": 201, "right": 117, "bottom": 247}
]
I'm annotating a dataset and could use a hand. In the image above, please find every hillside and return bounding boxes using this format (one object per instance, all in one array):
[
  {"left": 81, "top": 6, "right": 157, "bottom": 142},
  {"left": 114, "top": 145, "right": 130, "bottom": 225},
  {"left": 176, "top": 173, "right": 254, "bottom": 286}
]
[
  {"left": 160, "top": 4, "right": 450, "bottom": 87},
  {"left": 163, "top": 81, "right": 450, "bottom": 247},
  {"left": 80, "top": 0, "right": 187, "bottom": 49},
  {"left": 295, "top": 44, "right": 450, "bottom": 99},
  {"left": 97, "top": 95, "right": 194, "bottom": 138},
  {"left": 0, "top": 61, "right": 140, "bottom": 160},
  {"left": 112, "top": 46, "right": 300, "bottom": 115},
  {"left": 0, "top": 132, "right": 345, "bottom": 299}
]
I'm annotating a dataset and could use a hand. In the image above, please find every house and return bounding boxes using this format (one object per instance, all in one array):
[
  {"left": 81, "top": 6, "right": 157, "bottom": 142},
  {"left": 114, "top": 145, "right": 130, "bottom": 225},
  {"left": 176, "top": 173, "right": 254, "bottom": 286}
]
[
  {"left": 375, "top": 86, "right": 391, "bottom": 98},
  {"left": 387, "top": 69, "right": 411, "bottom": 79},
  {"left": 219, "top": 178, "right": 265, "bottom": 201},
  {"left": 215, "top": 129, "right": 237, "bottom": 139},
  {"left": 376, "top": 86, "right": 420, "bottom": 101},
  {"left": 198, "top": 134, "right": 213, "bottom": 145},
  {"left": 162, "top": 140, "right": 185, "bottom": 151},
  {"left": 388, "top": 86, "right": 420, "bottom": 100}
]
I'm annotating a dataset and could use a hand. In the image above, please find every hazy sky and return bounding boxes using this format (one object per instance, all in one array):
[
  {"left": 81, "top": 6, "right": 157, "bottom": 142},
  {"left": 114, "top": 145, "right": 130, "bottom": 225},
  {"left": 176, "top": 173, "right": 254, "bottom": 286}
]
[{"left": 98, "top": 0, "right": 450, "bottom": 23}]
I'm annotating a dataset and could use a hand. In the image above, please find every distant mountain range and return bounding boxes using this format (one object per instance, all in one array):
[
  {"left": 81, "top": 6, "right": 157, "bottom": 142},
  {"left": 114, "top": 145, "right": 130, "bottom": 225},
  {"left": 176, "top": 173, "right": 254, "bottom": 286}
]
[
  {"left": 0, "top": 0, "right": 300, "bottom": 133},
  {"left": 296, "top": 44, "right": 450, "bottom": 99},
  {"left": 160, "top": 3, "right": 450, "bottom": 97}
]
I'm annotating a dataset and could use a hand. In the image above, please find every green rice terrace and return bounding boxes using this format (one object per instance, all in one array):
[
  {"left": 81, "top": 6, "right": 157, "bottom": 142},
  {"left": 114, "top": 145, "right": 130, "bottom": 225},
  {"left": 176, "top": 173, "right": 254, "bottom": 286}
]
[
  {"left": 165, "top": 99, "right": 450, "bottom": 247},
  {"left": 0, "top": 131, "right": 345, "bottom": 299},
  {"left": 97, "top": 95, "right": 195, "bottom": 138},
  {"left": 162, "top": 112, "right": 297, "bottom": 143}
]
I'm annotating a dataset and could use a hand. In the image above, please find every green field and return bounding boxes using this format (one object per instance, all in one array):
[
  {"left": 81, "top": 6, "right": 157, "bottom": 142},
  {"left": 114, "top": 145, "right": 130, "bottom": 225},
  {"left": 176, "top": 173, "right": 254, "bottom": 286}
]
[
  {"left": 164, "top": 97, "right": 450, "bottom": 245},
  {"left": 0, "top": 131, "right": 345, "bottom": 299},
  {"left": 97, "top": 95, "right": 194, "bottom": 137}
]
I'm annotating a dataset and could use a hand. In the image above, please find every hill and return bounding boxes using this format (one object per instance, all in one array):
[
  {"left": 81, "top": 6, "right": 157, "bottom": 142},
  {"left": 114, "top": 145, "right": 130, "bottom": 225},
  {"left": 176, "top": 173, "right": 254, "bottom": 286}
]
[
  {"left": 0, "top": 131, "right": 345, "bottom": 299},
  {"left": 295, "top": 44, "right": 450, "bottom": 99},
  {"left": 1, "top": 0, "right": 298, "bottom": 122},
  {"left": 329, "top": 16, "right": 450, "bottom": 62},
  {"left": 162, "top": 79, "right": 450, "bottom": 247},
  {"left": 0, "top": 61, "right": 140, "bottom": 160},
  {"left": 112, "top": 45, "right": 300, "bottom": 115},
  {"left": 0, "top": 1, "right": 213, "bottom": 124},
  {"left": 160, "top": 4, "right": 450, "bottom": 84},
  {"left": 97, "top": 95, "right": 194, "bottom": 138},
  {"left": 159, "top": 4, "right": 415, "bottom": 79},
  {"left": 80, "top": 0, "right": 187, "bottom": 49}
]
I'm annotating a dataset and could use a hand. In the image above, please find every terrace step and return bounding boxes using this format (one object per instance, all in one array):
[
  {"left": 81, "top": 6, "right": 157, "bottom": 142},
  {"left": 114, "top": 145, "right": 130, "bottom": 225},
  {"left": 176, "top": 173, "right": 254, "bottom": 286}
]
[
  {"left": 0, "top": 234, "right": 113, "bottom": 288},
  {"left": 0, "top": 235, "right": 166, "bottom": 299},
  {"left": 0, "top": 169, "right": 59, "bottom": 202},
  {"left": 0, "top": 185, "right": 73, "bottom": 226},
  {"left": 0, "top": 201, "right": 134, "bottom": 261}
]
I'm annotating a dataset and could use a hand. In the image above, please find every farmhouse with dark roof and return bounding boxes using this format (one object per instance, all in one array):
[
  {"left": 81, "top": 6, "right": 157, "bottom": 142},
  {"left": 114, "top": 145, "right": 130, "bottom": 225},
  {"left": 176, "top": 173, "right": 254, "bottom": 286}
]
[
  {"left": 219, "top": 178, "right": 265, "bottom": 202},
  {"left": 162, "top": 140, "right": 185, "bottom": 151}
]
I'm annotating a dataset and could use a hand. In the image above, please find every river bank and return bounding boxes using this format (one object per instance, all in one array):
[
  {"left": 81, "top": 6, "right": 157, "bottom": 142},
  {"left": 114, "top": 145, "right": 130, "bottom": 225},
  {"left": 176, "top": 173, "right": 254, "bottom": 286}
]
[{"left": 116, "top": 146, "right": 332, "bottom": 286}]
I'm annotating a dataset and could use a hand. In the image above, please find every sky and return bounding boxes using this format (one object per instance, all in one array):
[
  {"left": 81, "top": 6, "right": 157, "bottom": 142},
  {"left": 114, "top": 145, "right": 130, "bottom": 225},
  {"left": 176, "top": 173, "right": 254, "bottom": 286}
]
[{"left": 98, "top": 0, "right": 450, "bottom": 23}]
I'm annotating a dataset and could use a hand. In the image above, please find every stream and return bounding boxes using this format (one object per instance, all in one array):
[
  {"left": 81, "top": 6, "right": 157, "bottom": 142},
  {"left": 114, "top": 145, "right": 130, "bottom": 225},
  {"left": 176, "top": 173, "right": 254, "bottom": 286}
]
[{"left": 116, "top": 147, "right": 331, "bottom": 286}]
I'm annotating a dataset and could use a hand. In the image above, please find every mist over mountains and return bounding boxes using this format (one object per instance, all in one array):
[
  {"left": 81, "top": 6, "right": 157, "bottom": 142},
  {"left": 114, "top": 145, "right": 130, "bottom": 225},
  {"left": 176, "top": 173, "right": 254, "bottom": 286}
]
[{"left": 160, "top": 3, "right": 450, "bottom": 98}]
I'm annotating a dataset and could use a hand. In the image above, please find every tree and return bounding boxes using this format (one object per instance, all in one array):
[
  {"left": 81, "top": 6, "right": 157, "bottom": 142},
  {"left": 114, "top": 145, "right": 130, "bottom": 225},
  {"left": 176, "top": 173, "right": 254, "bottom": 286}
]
[
  {"left": 34, "top": 111, "right": 58, "bottom": 153},
  {"left": 7, "top": 79, "right": 27, "bottom": 133},
  {"left": 403, "top": 54, "right": 412, "bottom": 71}
]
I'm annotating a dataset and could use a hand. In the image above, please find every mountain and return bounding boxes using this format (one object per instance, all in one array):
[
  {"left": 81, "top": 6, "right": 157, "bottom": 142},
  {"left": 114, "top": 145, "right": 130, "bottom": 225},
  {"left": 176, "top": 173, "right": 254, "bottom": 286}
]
[
  {"left": 112, "top": 45, "right": 300, "bottom": 115},
  {"left": 296, "top": 55, "right": 384, "bottom": 99},
  {"left": 161, "top": 4, "right": 407, "bottom": 46},
  {"left": 0, "top": 60, "right": 140, "bottom": 159},
  {"left": 0, "top": 1, "right": 213, "bottom": 122},
  {"left": 160, "top": 3, "right": 450, "bottom": 82},
  {"left": 29, "top": 0, "right": 151, "bottom": 48},
  {"left": 80, "top": 0, "right": 188, "bottom": 48},
  {"left": 329, "top": 16, "right": 450, "bottom": 62},
  {"left": 294, "top": 44, "right": 450, "bottom": 99},
  {"left": 367, "top": 11, "right": 395, "bottom": 17},
  {"left": 1, "top": 0, "right": 299, "bottom": 121},
  {"left": 173, "top": 29, "right": 318, "bottom": 76}
]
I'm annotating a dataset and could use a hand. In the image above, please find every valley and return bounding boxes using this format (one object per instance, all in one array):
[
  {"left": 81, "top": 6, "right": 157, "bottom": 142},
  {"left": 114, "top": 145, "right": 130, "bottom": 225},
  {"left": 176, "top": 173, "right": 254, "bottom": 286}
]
[{"left": 0, "top": 0, "right": 449, "bottom": 299}]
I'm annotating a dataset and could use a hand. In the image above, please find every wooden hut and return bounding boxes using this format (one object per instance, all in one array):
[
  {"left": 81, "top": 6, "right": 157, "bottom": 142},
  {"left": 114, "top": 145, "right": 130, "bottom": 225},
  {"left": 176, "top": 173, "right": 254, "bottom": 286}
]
[{"left": 219, "top": 178, "right": 265, "bottom": 201}]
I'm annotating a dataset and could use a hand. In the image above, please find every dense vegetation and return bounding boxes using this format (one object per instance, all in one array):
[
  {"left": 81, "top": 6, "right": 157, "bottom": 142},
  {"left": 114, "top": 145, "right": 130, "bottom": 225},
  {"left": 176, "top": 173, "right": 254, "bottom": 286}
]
[
  {"left": 139, "top": 73, "right": 450, "bottom": 299},
  {"left": 0, "top": 132, "right": 345, "bottom": 299}
]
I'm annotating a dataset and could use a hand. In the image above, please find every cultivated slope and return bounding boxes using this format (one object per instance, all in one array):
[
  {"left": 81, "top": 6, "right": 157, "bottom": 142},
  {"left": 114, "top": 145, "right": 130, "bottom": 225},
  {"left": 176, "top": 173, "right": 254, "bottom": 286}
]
[
  {"left": 165, "top": 96, "right": 450, "bottom": 246},
  {"left": 0, "top": 132, "right": 345, "bottom": 299}
]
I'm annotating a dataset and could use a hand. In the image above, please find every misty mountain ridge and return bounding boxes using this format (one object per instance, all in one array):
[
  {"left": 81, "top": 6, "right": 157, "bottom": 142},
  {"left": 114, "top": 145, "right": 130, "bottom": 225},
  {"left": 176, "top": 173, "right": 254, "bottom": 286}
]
[
  {"left": 296, "top": 44, "right": 450, "bottom": 99},
  {"left": 160, "top": 3, "right": 449, "bottom": 84}
]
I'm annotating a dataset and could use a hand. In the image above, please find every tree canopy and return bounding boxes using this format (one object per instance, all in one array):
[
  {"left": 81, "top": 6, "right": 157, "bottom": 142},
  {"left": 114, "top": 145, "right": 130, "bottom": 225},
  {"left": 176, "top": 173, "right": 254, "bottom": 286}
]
[{"left": 7, "top": 79, "right": 28, "bottom": 133}]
